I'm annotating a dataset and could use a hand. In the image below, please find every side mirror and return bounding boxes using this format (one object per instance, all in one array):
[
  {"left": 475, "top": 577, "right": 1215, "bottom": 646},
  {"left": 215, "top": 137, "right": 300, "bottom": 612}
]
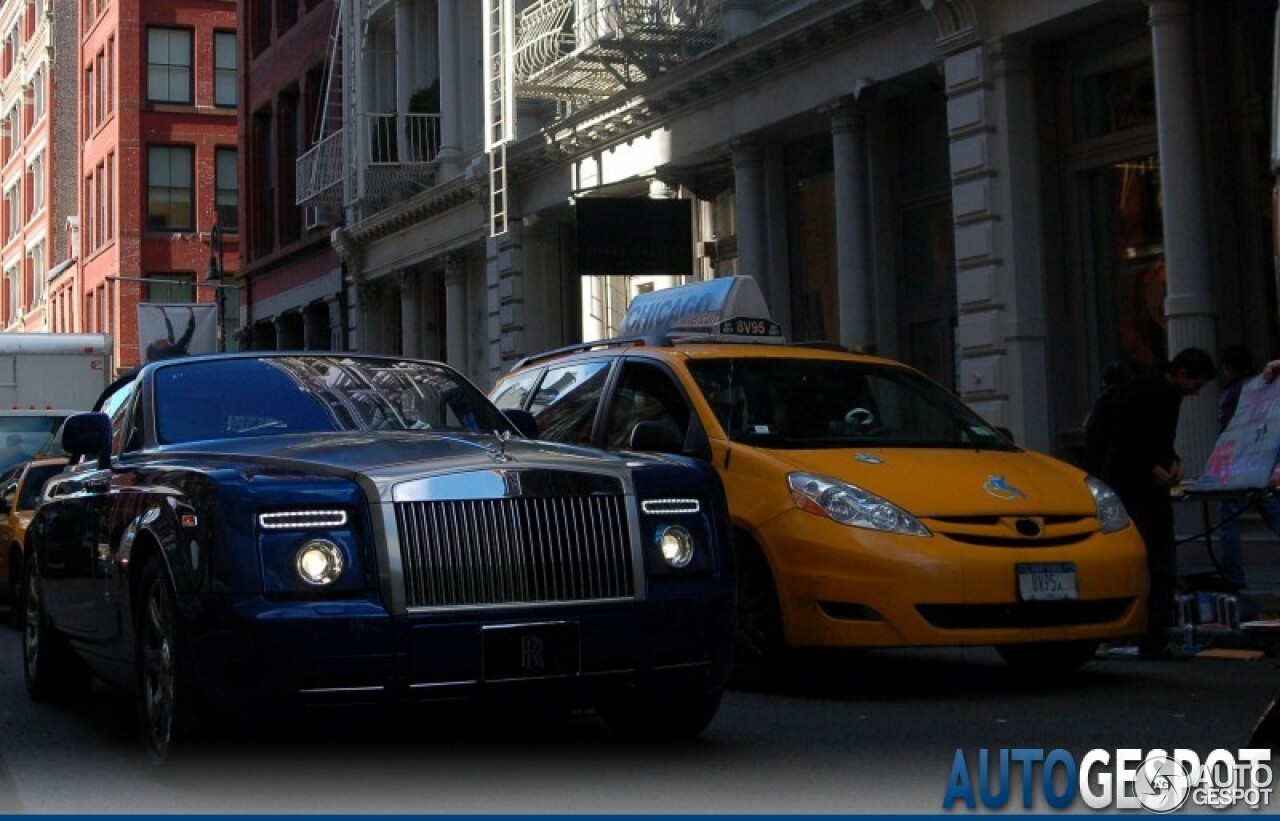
[
  {"left": 503, "top": 409, "right": 538, "bottom": 439},
  {"left": 629, "top": 420, "right": 684, "bottom": 454},
  {"left": 61, "top": 412, "right": 113, "bottom": 470}
]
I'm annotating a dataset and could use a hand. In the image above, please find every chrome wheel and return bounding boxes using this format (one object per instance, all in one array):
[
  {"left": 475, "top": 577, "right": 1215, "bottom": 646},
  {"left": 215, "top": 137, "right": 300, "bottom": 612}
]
[
  {"left": 22, "top": 562, "right": 39, "bottom": 676},
  {"left": 135, "top": 556, "right": 202, "bottom": 762},
  {"left": 139, "top": 572, "right": 177, "bottom": 759}
]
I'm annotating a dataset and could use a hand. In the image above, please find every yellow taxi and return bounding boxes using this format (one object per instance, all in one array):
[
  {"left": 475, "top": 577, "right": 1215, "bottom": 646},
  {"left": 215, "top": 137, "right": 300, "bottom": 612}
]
[
  {"left": 490, "top": 277, "right": 1147, "bottom": 681},
  {"left": 0, "top": 455, "right": 67, "bottom": 627}
]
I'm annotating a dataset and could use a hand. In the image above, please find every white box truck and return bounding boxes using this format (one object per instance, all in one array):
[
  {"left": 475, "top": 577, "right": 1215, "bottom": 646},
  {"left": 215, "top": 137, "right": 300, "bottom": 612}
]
[{"left": 0, "top": 333, "right": 112, "bottom": 474}]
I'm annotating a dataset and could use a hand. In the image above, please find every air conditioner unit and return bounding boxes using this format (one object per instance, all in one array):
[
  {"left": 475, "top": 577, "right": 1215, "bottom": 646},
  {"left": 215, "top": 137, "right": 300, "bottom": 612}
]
[{"left": 304, "top": 205, "right": 328, "bottom": 231}]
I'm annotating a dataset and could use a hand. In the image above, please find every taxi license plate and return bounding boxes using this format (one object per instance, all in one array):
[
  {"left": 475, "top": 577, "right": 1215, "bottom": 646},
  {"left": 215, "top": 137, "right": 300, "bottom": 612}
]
[
  {"left": 1016, "top": 562, "right": 1079, "bottom": 602},
  {"left": 482, "top": 622, "right": 580, "bottom": 681}
]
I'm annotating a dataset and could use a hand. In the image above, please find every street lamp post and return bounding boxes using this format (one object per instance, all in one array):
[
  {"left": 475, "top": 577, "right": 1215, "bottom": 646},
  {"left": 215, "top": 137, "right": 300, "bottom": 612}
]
[{"left": 207, "top": 223, "right": 226, "bottom": 352}]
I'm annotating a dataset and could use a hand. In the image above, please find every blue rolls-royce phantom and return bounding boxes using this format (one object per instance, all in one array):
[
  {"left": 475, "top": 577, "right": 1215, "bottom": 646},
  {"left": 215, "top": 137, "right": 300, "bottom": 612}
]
[{"left": 20, "top": 353, "right": 734, "bottom": 759}]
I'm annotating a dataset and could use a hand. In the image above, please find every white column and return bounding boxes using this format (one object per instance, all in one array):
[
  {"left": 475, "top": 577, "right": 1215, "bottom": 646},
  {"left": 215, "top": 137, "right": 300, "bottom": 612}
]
[
  {"left": 444, "top": 255, "right": 467, "bottom": 373},
  {"left": 394, "top": 0, "right": 413, "bottom": 155},
  {"left": 436, "top": 0, "right": 462, "bottom": 178},
  {"left": 731, "top": 141, "right": 766, "bottom": 282},
  {"left": 831, "top": 101, "right": 873, "bottom": 350},
  {"left": 1149, "top": 0, "right": 1218, "bottom": 472}
]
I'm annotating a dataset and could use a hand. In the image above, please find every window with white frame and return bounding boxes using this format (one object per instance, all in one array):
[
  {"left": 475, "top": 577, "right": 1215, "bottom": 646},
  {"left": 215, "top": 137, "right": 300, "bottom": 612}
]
[
  {"left": 4, "top": 185, "right": 17, "bottom": 240},
  {"left": 30, "top": 66, "right": 44, "bottom": 124},
  {"left": 5, "top": 264, "right": 18, "bottom": 323},
  {"left": 26, "top": 241, "right": 43, "bottom": 306},
  {"left": 28, "top": 152, "right": 43, "bottom": 215},
  {"left": 147, "top": 27, "right": 192, "bottom": 104}
]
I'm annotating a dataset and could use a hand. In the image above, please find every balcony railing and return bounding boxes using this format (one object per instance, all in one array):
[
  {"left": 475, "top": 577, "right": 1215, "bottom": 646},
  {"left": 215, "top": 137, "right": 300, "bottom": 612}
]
[
  {"left": 362, "top": 111, "right": 441, "bottom": 209},
  {"left": 515, "top": 0, "right": 721, "bottom": 101},
  {"left": 364, "top": 111, "right": 442, "bottom": 165},
  {"left": 295, "top": 130, "right": 344, "bottom": 206}
]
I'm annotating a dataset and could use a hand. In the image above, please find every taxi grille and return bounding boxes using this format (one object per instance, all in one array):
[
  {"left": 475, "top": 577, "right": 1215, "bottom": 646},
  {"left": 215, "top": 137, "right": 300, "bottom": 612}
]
[{"left": 395, "top": 496, "right": 635, "bottom": 607}]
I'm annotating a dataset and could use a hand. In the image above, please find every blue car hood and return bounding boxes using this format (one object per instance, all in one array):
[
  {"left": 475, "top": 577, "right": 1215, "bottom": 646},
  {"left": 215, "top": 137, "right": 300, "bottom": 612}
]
[{"left": 157, "top": 431, "right": 623, "bottom": 476}]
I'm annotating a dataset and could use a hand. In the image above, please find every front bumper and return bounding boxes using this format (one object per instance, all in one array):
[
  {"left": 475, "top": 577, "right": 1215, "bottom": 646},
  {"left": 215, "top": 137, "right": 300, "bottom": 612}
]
[
  {"left": 188, "top": 587, "right": 733, "bottom": 709},
  {"left": 759, "top": 509, "right": 1148, "bottom": 648}
]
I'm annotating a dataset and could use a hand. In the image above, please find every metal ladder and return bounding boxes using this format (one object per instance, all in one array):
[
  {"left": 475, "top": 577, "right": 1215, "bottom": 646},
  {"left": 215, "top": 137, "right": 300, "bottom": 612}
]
[{"left": 485, "top": 0, "right": 512, "bottom": 237}]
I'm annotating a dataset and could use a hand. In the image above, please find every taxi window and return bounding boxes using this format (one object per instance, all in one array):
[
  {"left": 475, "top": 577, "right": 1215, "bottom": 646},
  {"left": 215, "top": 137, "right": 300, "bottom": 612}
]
[
  {"left": 685, "top": 357, "right": 1013, "bottom": 450},
  {"left": 492, "top": 369, "right": 541, "bottom": 411},
  {"left": 604, "top": 361, "right": 692, "bottom": 450},
  {"left": 529, "top": 361, "right": 610, "bottom": 445}
]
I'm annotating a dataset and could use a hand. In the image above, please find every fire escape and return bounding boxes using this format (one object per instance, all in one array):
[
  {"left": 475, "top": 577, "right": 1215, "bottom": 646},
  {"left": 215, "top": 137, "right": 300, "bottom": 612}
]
[{"left": 298, "top": 0, "right": 722, "bottom": 229}]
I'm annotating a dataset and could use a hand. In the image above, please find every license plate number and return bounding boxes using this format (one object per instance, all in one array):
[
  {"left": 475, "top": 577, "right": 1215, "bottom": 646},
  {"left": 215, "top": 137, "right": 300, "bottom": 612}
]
[
  {"left": 482, "top": 622, "right": 580, "bottom": 681},
  {"left": 1017, "top": 563, "right": 1079, "bottom": 601}
]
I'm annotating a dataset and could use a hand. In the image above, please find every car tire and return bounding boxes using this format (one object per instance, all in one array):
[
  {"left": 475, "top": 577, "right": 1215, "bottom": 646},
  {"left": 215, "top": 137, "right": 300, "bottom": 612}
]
[
  {"left": 135, "top": 555, "right": 205, "bottom": 763},
  {"left": 603, "top": 690, "right": 723, "bottom": 741},
  {"left": 732, "top": 546, "right": 788, "bottom": 689},
  {"left": 996, "top": 640, "right": 1099, "bottom": 674},
  {"left": 22, "top": 554, "right": 91, "bottom": 701},
  {"left": 8, "top": 545, "right": 22, "bottom": 629}
]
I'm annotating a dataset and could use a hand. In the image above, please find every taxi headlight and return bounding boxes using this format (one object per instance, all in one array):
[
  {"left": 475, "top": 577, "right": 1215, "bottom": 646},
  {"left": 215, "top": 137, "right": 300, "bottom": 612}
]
[
  {"left": 657, "top": 525, "right": 696, "bottom": 569},
  {"left": 1086, "top": 476, "right": 1130, "bottom": 534},
  {"left": 295, "top": 539, "right": 345, "bottom": 586},
  {"left": 787, "top": 472, "right": 930, "bottom": 536}
]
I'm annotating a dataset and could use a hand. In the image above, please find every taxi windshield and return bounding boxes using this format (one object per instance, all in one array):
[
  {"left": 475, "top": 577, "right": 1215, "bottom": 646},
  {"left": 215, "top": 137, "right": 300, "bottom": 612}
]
[{"left": 686, "top": 357, "right": 1016, "bottom": 451}]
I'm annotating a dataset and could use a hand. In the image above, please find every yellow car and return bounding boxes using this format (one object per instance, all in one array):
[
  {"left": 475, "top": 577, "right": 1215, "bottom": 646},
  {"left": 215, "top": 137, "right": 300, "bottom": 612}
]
[
  {"left": 491, "top": 278, "right": 1148, "bottom": 681},
  {"left": 0, "top": 456, "right": 67, "bottom": 627}
]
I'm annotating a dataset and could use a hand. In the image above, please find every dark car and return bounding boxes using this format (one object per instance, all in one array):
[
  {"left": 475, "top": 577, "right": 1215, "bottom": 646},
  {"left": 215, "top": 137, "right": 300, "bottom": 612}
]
[{"left": 21, "top": 353, "right": 734, "bottom": 759}]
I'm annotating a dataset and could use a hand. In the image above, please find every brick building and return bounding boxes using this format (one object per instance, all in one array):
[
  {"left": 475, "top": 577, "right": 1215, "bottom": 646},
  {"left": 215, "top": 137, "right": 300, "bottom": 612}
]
[
  {"left": 0, "top": 0, "right": 74, "bottom": 334},
  {"left": 53, "top": 0, "right": 240, "bottom": 371},
  {"left": 238, "top": 0, "right": 342, "bottom": 352}
]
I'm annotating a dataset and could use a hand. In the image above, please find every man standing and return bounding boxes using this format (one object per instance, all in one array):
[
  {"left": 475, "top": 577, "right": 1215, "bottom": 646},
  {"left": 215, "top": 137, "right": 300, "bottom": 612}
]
[{"left": 1101, "top": 347, "right": 1216, "bottom": 660}]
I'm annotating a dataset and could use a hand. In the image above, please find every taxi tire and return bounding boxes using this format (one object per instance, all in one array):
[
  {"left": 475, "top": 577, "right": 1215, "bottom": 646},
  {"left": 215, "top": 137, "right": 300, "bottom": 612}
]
[
  {"left": 22, "top": 554, "right": 91, "bottom": 701},
  {"left": 732, "top": 546, "right": 788, "bottom": 689},
  {"left": 995, "top": 639, "right": 1099, "bottom": 674},
  {"left": 136, "top": 555, "right": 206, "bottom": 764}
]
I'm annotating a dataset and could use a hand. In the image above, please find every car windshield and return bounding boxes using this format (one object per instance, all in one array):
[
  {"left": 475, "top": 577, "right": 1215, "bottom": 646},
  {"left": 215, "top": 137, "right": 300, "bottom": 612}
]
[
  {"left": 685, "top": 357, "right": 1016, "bottom": 451},
  {"left": 153, "top": 356, "right": 516, "bottom": 445},
  {"left": 0, "top": 415, "right": 68, "bottom": 473}
]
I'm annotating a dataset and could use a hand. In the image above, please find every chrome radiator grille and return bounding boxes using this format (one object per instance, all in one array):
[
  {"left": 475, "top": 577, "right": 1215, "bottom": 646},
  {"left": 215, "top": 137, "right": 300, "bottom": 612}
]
[{"left": 395, "top": 496, "right": 635, "bottom": 607}]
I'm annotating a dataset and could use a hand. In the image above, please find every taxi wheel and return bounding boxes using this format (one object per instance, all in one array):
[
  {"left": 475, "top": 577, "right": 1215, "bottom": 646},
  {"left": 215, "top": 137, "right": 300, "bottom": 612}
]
[
  {"left": 996, "top": 640, "right": 1099, "bottom": 674},
  {"left": 135, "top": 555, "right": 205, "bottom": 763},
  {"left": 732, "top": 546, "right": 787, "bottom": 688},
  {"left": 22, "top": 554, "right": 91, "bottom": 700}
]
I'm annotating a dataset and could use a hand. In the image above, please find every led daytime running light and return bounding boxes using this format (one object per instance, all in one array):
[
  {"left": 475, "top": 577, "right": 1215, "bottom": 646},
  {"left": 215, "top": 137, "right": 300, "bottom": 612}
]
[
  {"left": 641, "top": 498, "right": 701, "bottom": 515},
  {"left": 259, "top": 510, "right": 349, "bottom": 530}
]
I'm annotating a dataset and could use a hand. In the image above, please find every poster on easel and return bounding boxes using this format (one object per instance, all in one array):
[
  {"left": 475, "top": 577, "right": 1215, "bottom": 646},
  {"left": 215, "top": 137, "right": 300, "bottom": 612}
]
[{"left": 1192, "top": 374, "right": 1280, "bottom": 492}]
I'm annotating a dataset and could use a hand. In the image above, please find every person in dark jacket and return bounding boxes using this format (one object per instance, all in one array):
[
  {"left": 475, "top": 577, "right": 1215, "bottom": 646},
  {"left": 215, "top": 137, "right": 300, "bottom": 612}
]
[
  {"left": 1101, "top": 347, "right": 1216, "bottom": 660},
  {"left": 1082, "top": 359, "right": 1134, "bottom": 477}
]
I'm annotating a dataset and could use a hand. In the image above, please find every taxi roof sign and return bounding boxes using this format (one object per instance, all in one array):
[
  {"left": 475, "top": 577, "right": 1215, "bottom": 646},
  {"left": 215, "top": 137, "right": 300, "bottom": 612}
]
[{"left": 620, "top": 276, "right": 778, "bottom": 340}]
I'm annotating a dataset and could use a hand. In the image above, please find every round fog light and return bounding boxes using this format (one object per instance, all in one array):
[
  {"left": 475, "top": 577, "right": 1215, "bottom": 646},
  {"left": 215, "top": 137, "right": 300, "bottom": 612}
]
[
  {"left": 657, "top": 525, "right": 696, "bottom": 569},
  {"left": 295, "top": 539, "right": 345, "bottom": 586}
]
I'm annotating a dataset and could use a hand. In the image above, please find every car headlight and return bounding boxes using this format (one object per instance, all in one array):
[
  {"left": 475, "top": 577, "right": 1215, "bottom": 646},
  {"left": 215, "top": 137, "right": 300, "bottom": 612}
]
[
  {"left": 1086, "top": 476, "right": 1130, "bottom": 534},
  {"left": 787, "top": 472, "right": 930, "bottom": 536},
  {"left": 657, "top": 524, "right": 696, "bottom": 568},
  {"left": 295, "top": 539, "right": 345, "bottom": 586}
]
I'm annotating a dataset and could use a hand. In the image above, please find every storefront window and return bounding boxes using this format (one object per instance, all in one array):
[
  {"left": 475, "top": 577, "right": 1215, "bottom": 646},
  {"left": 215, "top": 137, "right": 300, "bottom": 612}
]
[
  {"left": 1074, "top": 60, "right": 1155, "bottom": 140},
  {"left": 1080, "top": 154, "right": 1165, "bottom": 370}
]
